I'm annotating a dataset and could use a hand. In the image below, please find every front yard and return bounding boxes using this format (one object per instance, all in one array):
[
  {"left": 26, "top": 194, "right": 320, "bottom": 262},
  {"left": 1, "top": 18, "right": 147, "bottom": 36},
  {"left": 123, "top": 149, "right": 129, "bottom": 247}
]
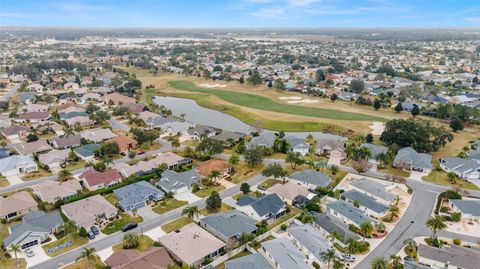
[
  {"left": 21, "top": 167, "right": 52, "bottom": 181},
  {"left": 112, "top": 235, "right": 155, "bottom": 253},
  {"left": 194, "top": 185, "right": 226, "bottom": 198},
  {"left": 422, "top": 170, "right": 479, "bottom": 190},
  {"left": 161, "top": 217, "right": 193, "bottom": 233},
  {"left": 61, "top": 255, "right": 104, "bottom": 269},
  {"left": 42, "top": 234, "right": 89, "bottom": 257},
  {"left": 104, "top": 193, "right": 119, "bottom": 206},
  {"left": 199, "top": 203, "right": 233, "bottom": 216},
  {"left": 152, "top": 198, "right": 188, "bottom": 214},
  {"left": 230, "top": 162, "right": 264, "bottom": 184},
  {"left": 101, "top": 213, "right": 144, "bottom": 235},
  {"left": 377, "top": 165, "right": 411, "bottom": 178}
]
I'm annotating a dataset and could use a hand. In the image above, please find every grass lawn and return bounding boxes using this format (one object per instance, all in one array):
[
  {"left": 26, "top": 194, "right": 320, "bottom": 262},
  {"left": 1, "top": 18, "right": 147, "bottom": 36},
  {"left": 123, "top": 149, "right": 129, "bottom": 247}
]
[
  {"left": 21, "top": 167, "right": 51, "bottom": 181},
  {"left": 330, "top": 170, "right": 348, "bottom": 187},
  {"left": 112, "top": 235, "right": 155, "bottom": 253},
  {"left": 0, "top": 258, "right": 27, "bottom": 269},
  {"left": 215, "top": 250, "right": 251, "bottom": 269},
  {"left": 422, "top": 170, "right": 480, "bottom": 190},
  {"left": 377, "top": 166, "right": 411, "bottom": 178},
  {"left": 232, "top": 192, "right": 244, "bottom": 201},
  {"left": 261, "top": 178, "right": 282, "bottom": 189},
  {"left": 64, "top": 161, "right": 87, "bottom": 172},
  {"left": 169, "top": 81, "right": 387, "bottom": 122},
  {"left": 140, "top": 87, "right": 157, "bottom": 105},
  {"left": 231, "top": 162, "right": 264, "bottom": 184},
  {"left": 152, "top": 198, "right": 188, "bottom": 214},
  {"left": 267, "top": 207, "right": 302, "bottom": 230},
  {"left": 42, "top": 234, "right": 89, "bottom": 257},
  {"left": 199, "top": 203, "right": 233, "bottom": 216},
  {"left": 161, "top": 217, "right": 193, "bottom": 233},
  {"left": 61, "top": 256, "right": 104, "bottom": 269},
  {"left": 182, "top": 140, "right": 198, "bottom": 147},
  {"left": 0, "top": 176, "right": 9, "bottom": 187},
  {"left": 104, "top": 193, "right": 119, "bottom": 206},
  {"left": 102, "top": 213, "right": 144, "bottom": 235},
  {"left": 194, "top": 185, "right": 226, "bottom": 198}
]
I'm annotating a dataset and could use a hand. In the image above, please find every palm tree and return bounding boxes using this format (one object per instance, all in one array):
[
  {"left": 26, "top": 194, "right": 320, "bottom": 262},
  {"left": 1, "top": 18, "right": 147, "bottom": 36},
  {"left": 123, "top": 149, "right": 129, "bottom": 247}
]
[
  {"left": 122, "top": 233, "right": 139, "bottom": 249},
  {"left": 58, "top": 169, "right": 72, "bottom": 181},
  {"left": 228, "top": 154, "right": 240, "bottom": 171},
  {"left": 328, "top": 230, "right": 343, "bottom": 243},
  {"left": 182, "top": 206, "right": 199, "bottom": 221},
  {"left": 389, "top": 254, "right": 402, "bottom": 269},
  {"left": 388, "top": 205, "right": 400, "bottom": 222},
  {"left": 62, "top": 220, "right": 76, "bottom": 235},
  {"left": 76, "top": 247, "right": 96, "bottom": 263},
  {"left": 286, "top": 151, "right": 297, "bottom": 169},
  {"left": 209, "top": 170, "right": 221, "bottom": 184},
  {"left": 320, "top": 248, "right": 337, "bottom": 269},
  {"left": 301, "top": 214, "right": 315, "bottom": 224},
  {"left": 8, "top": 244, "right": 21, "bottom": 267},
  {"left": 371, "top": 256, "right": 388, "bottom": 269},
  {"left": 403, "top": 238, "right": 417, "bottom": 252},
  {"left": 330, "top": 164, "right": 339, "bottom": 175},
  {"left": 425, "top": 215, "right": 447, "bottom": 241},
  {"left": 168, "top": 136, "right": 180, "bottom": 153},
  {"left": 359, "top": 222, "right": 374, "bottom": 241},
  {"left": 63, "top": 126, "right": 74, "bottom": 137}
]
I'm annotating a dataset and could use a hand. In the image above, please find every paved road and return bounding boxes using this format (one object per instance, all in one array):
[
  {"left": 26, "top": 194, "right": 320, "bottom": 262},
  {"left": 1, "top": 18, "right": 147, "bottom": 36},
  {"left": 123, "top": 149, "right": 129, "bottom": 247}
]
[
  {"left": 0, "top": 139, "right": 171, "bottom": 195},
  {"left": 108, "top": 118, "right": 130, "bottom": 132},
  {"left": 30, "top": 174, "right": 266, "bottom": 269},
  {"left": 0, "top": 84, "right": 20, "bottom": 102}
]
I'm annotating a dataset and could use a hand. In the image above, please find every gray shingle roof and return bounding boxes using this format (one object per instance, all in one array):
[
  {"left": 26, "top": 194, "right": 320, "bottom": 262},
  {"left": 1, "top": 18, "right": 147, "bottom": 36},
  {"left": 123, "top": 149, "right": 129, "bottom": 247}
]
[
  {"left": 450, "top": 199, "right": 480, "bottom": 217},
  {"left": 287, "top": 224, "right": 331, "bottom": 262},
  {"left": 441, "top": 157, "right": 480, "bottom": 175},
  {"left": 52, "top": 135, "right": 82, "bottom": 148},
  {"left": 418, "top": 244, "right": 480, "bottom": 269},
  {"left": 350, "top": 178, "right": 396, "bottom": 203},
  {"left": 225, "top": 253, "right": 273, "bottom": 269},
  {"left": 360, "top": 143, "right": 388, "bottom": 159},
  {"left": 158, "top": 169, "right": 200, "bottom": 192},
  {"left": 327, "top": 200, "right": 376, "bottom": 226},
  {"left": 342, "top": 190, "right": 389, "bottom": 214},
  {"left": 4, "top": 211, "right": 63, "bottom": 246},
  {"left": 200, "top": 210, "right": 257, "bottom": 239},
  {"left": 261, "top": 237, "right": 310, "bottom": 269},
  {"left": 394, "top": 147, "right": 432, "bottom": 170},
  {"left": 247, "top": 132, "right": 277, "bottom": 148},
  {"left": 236, "top": 193, "right": 285, "bottom": 217},
  {"left": 290, "top": 170, "right": 331, "bottom": 187},
  {"left": 313, "top": 212, "right": 360, "bottom": 244},
  {"left": 113, "top": 181, "right": 164, "bottom": 209}
]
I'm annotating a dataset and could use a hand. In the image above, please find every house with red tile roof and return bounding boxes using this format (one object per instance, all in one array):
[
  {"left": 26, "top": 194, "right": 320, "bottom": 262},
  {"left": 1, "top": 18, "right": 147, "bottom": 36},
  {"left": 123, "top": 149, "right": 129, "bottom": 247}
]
[{"left": 78, "top": 169, "right": 122, "bottom": 191}]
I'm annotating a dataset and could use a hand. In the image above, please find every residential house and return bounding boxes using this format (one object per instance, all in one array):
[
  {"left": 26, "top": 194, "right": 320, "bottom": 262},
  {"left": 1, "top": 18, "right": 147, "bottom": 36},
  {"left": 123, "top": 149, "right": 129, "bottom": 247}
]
[
  {"left": 393, "top": 147, "right": 432, "bottom": 173},
  {"left": 199, "top": 210, "right": 257, "bottom": 244},
  {"left": 341, "top": 190, "right": 389, "bottom": 218},
  {"left": 235, "top": 193, "right": 286, "bottom": 221},
  {"left": 10, "top": 140, "right": 52, "bottom": 156},
  {"left": 113, "top": 181, "right": 164, "bottom": 211},
  {"left": 78, "top": 169, "right": 122, "bottom": 191},
  {"left": 38, "top": 149, "right": 70, "bottom": 172},
  {"left": 61, "top": 194, "right": 118, "bottom": 228},
  {"left": 51, "top": 135, "right": 82, "bottom": 149},
  {"left": 0, "top": 155, "right": 37, "bottom": 177},
  {"left": 187, "top": 125, "right": 220, "bottom": 140},
  {"left": 261, "top": 237, "right": 310, "bottom": 269},
  {"left": 246, "top": 132, "right": 277, "bottom": 149},
  {"left": 196, "top": 159, "right": 232, "bottom": 178},
  {"left": 315, "top": 140, "right": 345, "bottom": 159},
  {"left": 360, "top": 143, "right": 388, "bottom": 165},
  {"left": 3, "top": 211, "right": 63, "bottom": 250},
  {"left": 225, "top": 253, "right": 273, "bottom": 269},
  {"left": 73, "top": 143, "right": 100, "bottom": 161},
  {"left": 105, "top": 93, "right": 137, "bottom": 105},
  {"left": 417, "top": 244, "right": 480, "bottom": 269},
  {"left": 287, "top": 224, "right": 332, "bottom": 266},
  {"left": 0, "top": 115, "right": 11, "bottom": 129},
  {"left": 107, "top": 136, "right": 138, "bottom": 154},
  {"left": 32, "top": 180, "right": 82, "bottom": 203},
  {"left": 0, "top": 191, "right": 38, "bottom": 220},
  {"left": 286, "top": 137, "right": 310, "bottom": 156},
  {"left": 439, "top": 157, "right": 480, "bottom": 181},
  {"left": 65, "top": 115, "right": 93, "bottom": 127},
  {"left": 15, "top": 112, "right": 51, "bottom": 123},
  {"left": 312, "top": 212, "right": 360, "bottom": 247},
  {"left": 211, "top": 131, "right": 246, "bottom": 147},
  {"left": 138, "top": 111, "right": 160, "bottom": 122},
  {"left": 105, "top": 247, "right": 173, "bottom": 269},
  {"left": 121, "top": 103, "right": 145, "bottom": 114},
  {"left": 80, "top": 128, "right": 118, "bottom": 142},
  {"left": 349, "top": 178, "right": 397, "bottom": 205},
  {"left": 154, "top": 152, "right": 192, "bottom": 169},
  {"left": 289, "top": 170, "right": 331, "bottom": 189},
  {"left": 158, "top": 169, "right": 200, "bottom": 194},
  {"left": 448, "top": 199, "right": 480, "bottom": 221},
  {"left": 1, "top": 125, "right": 31, "bottom": 142},
  {"left": 327, "top": 200, "right": 377, "bottom": 228},
  {"left": 266, "top": 181, "right": 313, "bottom": 205},
  {"left": 158, "top": 223, "right": 226, "bottom": 267}
]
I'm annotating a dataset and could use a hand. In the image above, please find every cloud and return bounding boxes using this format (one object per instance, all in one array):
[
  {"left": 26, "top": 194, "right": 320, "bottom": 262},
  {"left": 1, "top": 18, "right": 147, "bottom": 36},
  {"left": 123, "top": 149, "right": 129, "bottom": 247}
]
[
  {"left": 1, "top": 12, "right": 30, "bottom": 19},
  {"left": 465, "top": 17, "right": 480, "bottom": 23}
]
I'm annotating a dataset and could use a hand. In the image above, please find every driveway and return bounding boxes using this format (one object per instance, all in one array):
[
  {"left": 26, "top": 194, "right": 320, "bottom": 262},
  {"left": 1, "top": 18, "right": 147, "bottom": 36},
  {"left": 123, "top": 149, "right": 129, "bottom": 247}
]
[
  {"left": 6, "top": 175, "right": 24, "bottom": 186},
  {"left": 96, "top": 247, "right": 113, "bottom": 262},
  {"left": 22, "top": 245, "right": 50, "bottom": 268},
  {"left": 223, "top": 197, "right": 237, "bottom": 208},
  {"left": 144, "top": 227, "right": 166, "bottom": 241},
  {"left": 108, "top": 118, "right": 130, "bottom": 132},
  {"left": 409, "top": 171, "right": 427, "bottom": 181},
  {"left": 136, "top": 206, "right": 158, "bottom": 220},
  {"left": 174, "top": 191, "right": 201, "bottom": 203},
  {"left": 327, "top": 154, "right": 342, "bottom": 165}
]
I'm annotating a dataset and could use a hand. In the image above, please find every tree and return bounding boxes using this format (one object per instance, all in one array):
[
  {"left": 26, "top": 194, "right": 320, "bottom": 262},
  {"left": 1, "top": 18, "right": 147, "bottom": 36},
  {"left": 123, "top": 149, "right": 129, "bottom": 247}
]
[
  {"left": 286, "top": 151, "right": 303, "bottom": 170},
  {"left": 411, "top": 104, "right": 420, "bottom": 117},
  {"left": 206, "top": 191, "right": 221, "bottom": 212},
  {"left": 248, "top": 70, "right": 262, "bottom": 85},
  {"left": 196, "top": 137, "right": 224, "bottom": 155},
  {"left": 79, "top": 227, "right": 88, "bottom": 237},
  {"left": 62, "top": 220, "right": 76, "bottom": 235},
  {"left": 330, "top": 164, "right": 339, "bottom": 175},
  {"left": 425, "top": 215, "right": 446, "bottom": 241},
  {"left": 8, "top": 244, "right": 21, "bottom": 267},
  {"left": 76, "top": 247, "right": 96, "bottom": 262},
  {"left": 228, "top": 154, "right": 240, "bottom": 170},
  {"left": 262, "top": 163, "right": 287, "bottom": 183},
  {"left": 267, "top": 81, "right": 273, "bottom": 88},
  {"left": 450, "top": 117, "right": 464, "bottom": 132},
  {"left": 244, "top": 146, "right": 264, "bottom": 167},
  {"left": 349, "top": 79, "right": 365, "bottom": 93},
  {"left": 371, "top": 256, "right": 388, "bottom": 269},
  {"left": 240, "top": 183, "right": 250, "bottom": 194},
  {"left": 359, "top": 222, "right": 374, "bottom": 241},
  {"left": 320, "top": 248, "right": 337, "bottom": 269},
  {"left": 58, "top": 169, "right": 72, "bottom": 181},
  {"left": 301, "top": 213, "right": 315, "bottom": 224},
  {"left": 388, "top": 205, "right": 400, "bottom": 222},
  {"left": 366, "top": 133, "right": 374, "bottom": 143},
  {"left": 122, "top": 233, "right": 139, "bottom": 249},
  {"left": 316, "top": 69, "right": 326, "bottom": 81},
  {"left": 238, "top": 232, "right": 256, "bottom": 245},
  {"left": 389, "top": 254, "right": 402, "bottom": 269},
  {"left": 128, "top": 151, "right": 137, "bottom": 160},
  {"left": 394, "top": 102, "right": 403, "bottom": 113},
  {"left": 26, "top": 133, "right": 38, "bottom": 142},
  {"left": 274, "top": 79, "right": 285, "bottom": 90},
  {"left": 168, "top": 136, "right": 180, "bottom": 153},
  {"left": 239, "top": 76, "right": 245, "bottom": 84},
  {"left": 373, "top": 99, "right": 381, "bottom": 110},
  {"left": 98, "top": 142, "right": 120, "bottom": 157},
  {"left": 273, "top": 138, "right": 290, "bottom": 153},
  {"left": 209, "top": 170, "right": 221, "bottom": 184},
  {"left": 330, "top": 93, "right": 338, "bottom": 102},
  {"left": 182, "top": 205, "right": 199, "bottom": 220}
]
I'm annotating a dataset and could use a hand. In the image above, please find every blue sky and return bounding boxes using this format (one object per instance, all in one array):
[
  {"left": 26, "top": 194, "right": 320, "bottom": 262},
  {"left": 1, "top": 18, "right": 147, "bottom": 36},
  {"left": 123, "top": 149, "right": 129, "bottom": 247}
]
[{"left": 1, "top": 0, "right": 480, "bottom": 28}]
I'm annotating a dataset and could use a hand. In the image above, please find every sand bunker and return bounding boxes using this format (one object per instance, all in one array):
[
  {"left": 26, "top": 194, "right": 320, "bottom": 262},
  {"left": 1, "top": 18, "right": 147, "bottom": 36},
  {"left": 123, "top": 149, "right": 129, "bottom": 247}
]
[
  {"left": 199, "top": 83, "right": 227, "bottom": 88},
  {"left": 279, "top": 96, "right": 302, "bottom": 100},
  {"left": 369, "top": 121, "right": 385, "bottom": 135},
  {"left": 287, "top": 99, "right": 319, "bottom": 104}
]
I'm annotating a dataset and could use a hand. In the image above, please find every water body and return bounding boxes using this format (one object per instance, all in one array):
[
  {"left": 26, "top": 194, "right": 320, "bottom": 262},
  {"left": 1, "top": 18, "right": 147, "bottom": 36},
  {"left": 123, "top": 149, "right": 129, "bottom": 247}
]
[{"left": 153, "top": 96, "right": 347, "bottom": 141}]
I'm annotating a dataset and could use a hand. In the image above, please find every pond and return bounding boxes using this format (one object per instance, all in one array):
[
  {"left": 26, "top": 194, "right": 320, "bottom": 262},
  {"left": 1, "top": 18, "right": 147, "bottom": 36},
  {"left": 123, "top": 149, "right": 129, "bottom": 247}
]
[{"left": 153, "top": 96, "right": 346, "bottom": 141}]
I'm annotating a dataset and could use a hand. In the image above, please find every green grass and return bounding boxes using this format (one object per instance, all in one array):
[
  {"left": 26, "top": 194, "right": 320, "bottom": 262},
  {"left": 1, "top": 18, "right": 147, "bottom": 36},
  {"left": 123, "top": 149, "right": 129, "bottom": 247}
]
[
  {"left": 104, "top": 193, "right": 119, "bottom": 206},
  {"left": 231, "top": 162, "right": 265, "bottom": 184},
  {"left": 377, "top": 166, "right": 411, "bottom": 178},
  {"left": 152, "top": 198, "right": 188, "bottom": 214},
  {"left": 199, "top": 203, "right": 233, "bottom": 216},
  {"left": 64, "top": 161, "right": 87, "bottom": 172},
  {"left": 194, "top": 185, "right": 226, "bottom": 198},
  {"left": 112, "top": 235, "right": 155, "bottom": 253},
  {"left": 42, "top": 234, "right": 89, "bottom": 257},
  {"left": 267, "top": 206, "right": 302, "bottom": 230},
  {"left": 0, "top": 258, "right": 27, "bottom": 269},
  {"left": 161, "top": 216, "right": 193, "bottom": 233},
  {"left": 261, "top": 179, "right": 282, "bottom": 189},
  {"left": 422, "top": 170, "right": 480, "bottom": 190},
  {"left": 101, "top": 213, "right": 144, "bottom": 235},
  {"left": 61, "top": 255, "right": 104, "bottom": 269},
  {"left": 169, "top": 81, "right": 387, "bottom": 122}
]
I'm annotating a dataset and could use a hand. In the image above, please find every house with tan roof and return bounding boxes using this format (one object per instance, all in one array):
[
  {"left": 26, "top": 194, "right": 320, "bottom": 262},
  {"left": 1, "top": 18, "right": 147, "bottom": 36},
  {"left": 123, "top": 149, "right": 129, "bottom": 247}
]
[
  {"left": 61, "top": 194, "right": 118, "bottom": 228},
  {"left": 32, "top": 180, "right": 82, "bottom": 203},
  {"left": 158, "top": 223, "right": 226, "bottom": 267},
  {"left": 78, "top": 169, "right": 122, "bottom": 191},
  {"left": 1, "top": 125, "right": 31, "bottom": 142},
  {"left": 0, "top": 191, "right": 38, "bottom": 220},
  {"left": 153, "top": 152, "right": 192, "bottom": 169},
  {"left": 105, "top": 93, "right": 137, "bottom": 106},
  {"left": 38, "top": 149, "right": 70, "bottom": 172},
  {"left": 10, "top": 140, "right": 52, "bottom": 156},
  {"left": 266, "top": 181, "right": 313, "bottom": 205},
  {"left": 197, "top": 159, "right": 232, "bottom": 178},
  {"left": 65, "top": 115, "right": 93, "bottom": 127},
  {"left": 105, "top": 247, "right": 173, "bottom": 269},
  {"left": 80, "top": 128, "right": 118, "bottom": 142},
  {"left": 107, "top": 136, "right": 138, "bottom": 154},
  {"left": 19, "top": 103, "right": 49, "bottom": 113},
  {"left": 14, "top": 112, "right": 51, "bottom": 123}
]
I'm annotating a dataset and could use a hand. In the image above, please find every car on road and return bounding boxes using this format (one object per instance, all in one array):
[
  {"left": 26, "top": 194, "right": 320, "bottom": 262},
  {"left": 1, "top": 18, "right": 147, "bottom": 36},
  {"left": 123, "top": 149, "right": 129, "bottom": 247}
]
[
  {"left": 87, "top": 231, "right": 95, "bottom": 240},
  {"left": 90, "top": 226, "right": 99, "bottom": 235},
  {"left": 121, "top": 222, "right": 138, "bottom": 232},
  {"left": 24, "top": 248, "right": 35, "bottom": 257},
  {"left": 403, "top": 256, "right": 413, "bottom": 262},
  {"left": 342, "top": 254, "right": 356, "bottom": 262},
  {"left": 137, "top": 150, "right": 145, "bottom": 155}
]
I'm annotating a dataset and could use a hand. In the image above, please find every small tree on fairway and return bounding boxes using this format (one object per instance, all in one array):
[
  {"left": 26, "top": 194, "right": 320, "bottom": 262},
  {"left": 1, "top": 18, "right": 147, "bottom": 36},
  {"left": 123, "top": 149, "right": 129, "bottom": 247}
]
[
  {"left": 450, "top": 117, "right": 464, "bottom": 132},
  {"left": 411, "top": 104, "right": 420, "bottom": 117},
  {"left": 206, "top": 191, "right": 222, "bottom": 212},
  {"left": 240, "top": 183, "right": 250, "bottom": 194},
  {"left": 330, "top": 93, "right": 338, "bottom": 102},
  {"left": 373, "top": 99, "right": 381, "bottom": 110},
  {"left": 394, "top": 102, "right": 403, "bottom": 113}
]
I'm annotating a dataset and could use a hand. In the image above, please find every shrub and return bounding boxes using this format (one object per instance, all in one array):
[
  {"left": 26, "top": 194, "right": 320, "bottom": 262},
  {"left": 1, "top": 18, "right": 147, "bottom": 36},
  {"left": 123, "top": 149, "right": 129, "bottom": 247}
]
[
  {"left": 450, "top": 212, "right": 461, "bottom": 222},
  {"left": 153, "top": 241, "right": 162, "bottom": 247},
  {"left": 453, "top": 239, "right": 461, "bottom": 245},
  {"left": 280, "top": 224, "right": 288, "bottom": 231},
  {"left": 440, "top": 206, "right": 450, "bottom": 213},
  {"left": 191, "top": 183, "right": 199, "bottom": 193},
  {"left": 79, "top": 227, "right": 88, "bottom": 237},
  {"left": 312, "top": 261, "right": 320, "bottom": 269}
]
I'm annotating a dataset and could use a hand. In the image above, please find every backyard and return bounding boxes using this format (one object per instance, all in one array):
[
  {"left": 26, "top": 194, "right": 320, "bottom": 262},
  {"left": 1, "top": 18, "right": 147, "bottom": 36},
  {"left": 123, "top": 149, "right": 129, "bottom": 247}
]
[{"left": 422, "top": 170, "right": 479, "bottom": 190}]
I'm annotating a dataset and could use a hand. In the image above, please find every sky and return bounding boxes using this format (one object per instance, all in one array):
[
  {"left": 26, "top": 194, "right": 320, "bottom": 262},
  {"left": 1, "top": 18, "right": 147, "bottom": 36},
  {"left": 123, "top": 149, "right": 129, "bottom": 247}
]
[{"left": 1, "top": 0, "right": 480, "bottom": 28}]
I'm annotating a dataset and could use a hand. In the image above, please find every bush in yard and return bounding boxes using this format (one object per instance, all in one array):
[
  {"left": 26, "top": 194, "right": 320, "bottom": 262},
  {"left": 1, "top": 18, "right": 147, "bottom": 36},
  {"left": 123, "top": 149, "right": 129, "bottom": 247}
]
[
  {"left": 312, "top": 261, "right": 320, "bottom": 269},
  {"left": 450, "top": 212, "right": 461, "bottom": 222},
  {"left": 453, "top": 239, "right": 461, "bottom": 245},
  {"left": 79, "top": 227, "right": 88, "bottom": 237},
  {"left": 206, "top": 191, "right": 221, "bottom": 212},
  {"left": 280, "top": 224, "right": 288, "bottom": 231},
  {"left": 122, "top": 233, "right": 139, "bottom": 249}
]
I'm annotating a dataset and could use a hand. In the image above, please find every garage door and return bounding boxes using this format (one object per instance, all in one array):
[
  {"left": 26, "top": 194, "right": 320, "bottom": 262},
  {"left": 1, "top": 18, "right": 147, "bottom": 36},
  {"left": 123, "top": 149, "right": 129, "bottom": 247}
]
[{"left": 22, "top": 240, "right": 38, "bottom": 249}]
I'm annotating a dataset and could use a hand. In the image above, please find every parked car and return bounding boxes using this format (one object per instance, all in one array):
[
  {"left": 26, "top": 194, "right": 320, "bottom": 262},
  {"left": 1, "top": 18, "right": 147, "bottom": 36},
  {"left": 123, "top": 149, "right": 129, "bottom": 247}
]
[
  {"left": 137, "top": 150, "right": 145, "bottom": 155},
  {"left": 90, "top": 226, "right": 99, "bottom": 235},
  {"left": 403, "top": 256, "right": 413, "bottom": 262},
  {"left": 121, "top": 222, "right": 138, "bottom": 232},
  {"left": 24, "top": 248, "right": 35, "bottom": 257},
  {"left": 342, "top": 254, "right": 356, "bottom": 262},
  {"left": 87, "top": 231, "right": 95, "bottom": 240}
]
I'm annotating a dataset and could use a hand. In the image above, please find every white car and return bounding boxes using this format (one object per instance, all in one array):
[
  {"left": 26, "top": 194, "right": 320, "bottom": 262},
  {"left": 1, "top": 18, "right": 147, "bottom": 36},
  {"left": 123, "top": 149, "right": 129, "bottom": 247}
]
[
  {"left": 24, "top": 248, "right": 35, "bottom": 257},
  {"left": 342, "top": 254, "right": 355, "bottom": 262}
]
